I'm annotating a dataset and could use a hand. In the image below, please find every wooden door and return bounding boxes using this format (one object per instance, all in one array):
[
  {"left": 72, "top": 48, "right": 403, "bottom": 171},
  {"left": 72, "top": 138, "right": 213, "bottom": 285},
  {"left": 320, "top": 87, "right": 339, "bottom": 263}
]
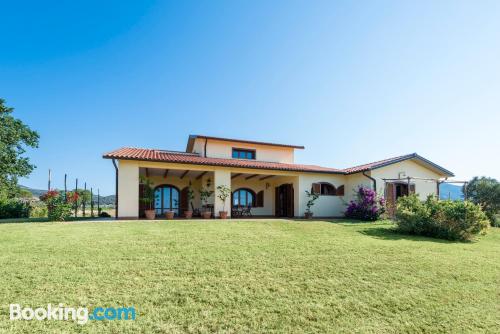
[
  {"left": 385, "top": 183, "right": 396, "bottom": 217},
  {"left": 275, "top": 186, "right": 281, "bottom": 217},
  {"left": 285, "top": 184, "right": 294, "bottom": 218},
  {"left": 275, "top": 184, "right": 294, "bottom": 218},
  {"left": 180, "top": 187, "right": 189, "bottom": 215}
]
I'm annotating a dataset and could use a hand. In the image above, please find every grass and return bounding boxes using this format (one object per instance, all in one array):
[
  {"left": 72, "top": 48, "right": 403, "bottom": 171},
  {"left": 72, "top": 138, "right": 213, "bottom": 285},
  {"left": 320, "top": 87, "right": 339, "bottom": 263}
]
[{"left": 0, "top": 219, "right": 498, "bottom": 333}]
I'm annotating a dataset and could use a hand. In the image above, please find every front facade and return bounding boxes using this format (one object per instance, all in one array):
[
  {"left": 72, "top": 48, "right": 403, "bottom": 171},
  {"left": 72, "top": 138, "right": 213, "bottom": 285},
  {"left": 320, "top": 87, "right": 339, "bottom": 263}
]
[{"left": 103, "top": 135, "right": 454, "bottom": 219}]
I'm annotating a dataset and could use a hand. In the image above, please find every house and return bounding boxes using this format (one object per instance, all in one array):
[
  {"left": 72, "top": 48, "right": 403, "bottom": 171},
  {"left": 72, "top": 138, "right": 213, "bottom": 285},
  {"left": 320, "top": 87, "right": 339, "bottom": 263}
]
[{"left": 103, "top": 135, "right": 454, "bottom": 219}]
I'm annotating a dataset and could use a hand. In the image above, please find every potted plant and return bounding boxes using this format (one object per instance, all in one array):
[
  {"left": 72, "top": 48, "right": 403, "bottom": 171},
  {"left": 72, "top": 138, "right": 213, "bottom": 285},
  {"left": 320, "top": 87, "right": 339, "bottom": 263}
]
[
  {"left": 216, "top": 185, "right": 231, "bottom": 219},
  {"left": 165, "top": 199, "right": 176, "bottom": 220},
  {"left": 199, "top": 187, "right": 214, "bottom": 219},
  {"left": 140, "top": 176, "right": 155, "bottom": 220},
  {"left": 184, "top": 186, "right": 195, "bottom": 219},
  {"left": 304, "top": 190, "right": 319, "bottom": 219}
]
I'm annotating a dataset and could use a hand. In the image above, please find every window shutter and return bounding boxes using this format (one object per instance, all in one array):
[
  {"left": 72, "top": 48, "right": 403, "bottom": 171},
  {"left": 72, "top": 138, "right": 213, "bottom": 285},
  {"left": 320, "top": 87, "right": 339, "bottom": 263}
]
[
  {"left": 256, "top": 190, "right": 264, "bottom": 207},
  {"left": 312, "top": 183, "right": 321, "bottom": 195},
  {"left": 336, "top": 185, "right": 345, "bottom": 196}
]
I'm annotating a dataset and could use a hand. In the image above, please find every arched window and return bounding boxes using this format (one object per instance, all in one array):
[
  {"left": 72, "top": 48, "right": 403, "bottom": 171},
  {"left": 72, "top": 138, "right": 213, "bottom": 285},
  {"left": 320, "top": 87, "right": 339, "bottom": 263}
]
[
  {"left": 154, "top": 185, "right": 180, "bottom": 215},
  {"left": 232, "top": 188, "right": 256, "bottom": 207}
]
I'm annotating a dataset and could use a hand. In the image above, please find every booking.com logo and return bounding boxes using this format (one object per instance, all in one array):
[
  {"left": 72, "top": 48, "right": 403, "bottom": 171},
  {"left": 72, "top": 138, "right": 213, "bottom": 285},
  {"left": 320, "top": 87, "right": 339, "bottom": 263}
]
[{"left": 9, "top": 304, "right": 136, "bottom": 325}]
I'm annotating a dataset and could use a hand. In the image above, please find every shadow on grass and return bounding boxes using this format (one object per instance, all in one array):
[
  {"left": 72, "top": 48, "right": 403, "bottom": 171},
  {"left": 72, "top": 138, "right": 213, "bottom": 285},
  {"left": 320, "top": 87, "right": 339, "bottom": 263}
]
[{"left": 359, "top": 226, "right": 459, "bottom": 244}]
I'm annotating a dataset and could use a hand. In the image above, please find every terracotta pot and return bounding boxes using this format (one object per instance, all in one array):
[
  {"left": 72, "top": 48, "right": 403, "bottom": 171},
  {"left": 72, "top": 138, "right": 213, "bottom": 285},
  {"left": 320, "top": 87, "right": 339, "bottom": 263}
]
[
  {"left": 202, "top": 211, "right": 211, "bottom": 219},
  {"left": 304, "top": 212, "right": 313, "bottom": 219},
  {"left": 219, "top": 211, "right": 228, "bottom": 219},
  {"left": 165, "top": 211, "right": 175, "bottom": 220},
  {"left": 144, "top": 209, "right": 156, "bottom": 220},
  {"left": 184, "top": 211, "right": 193, "bottom": 219}
]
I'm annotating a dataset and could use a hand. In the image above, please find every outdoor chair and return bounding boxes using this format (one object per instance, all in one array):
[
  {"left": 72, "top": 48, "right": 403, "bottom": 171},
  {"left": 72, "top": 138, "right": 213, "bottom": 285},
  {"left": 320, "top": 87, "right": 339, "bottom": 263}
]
[{"left": 241, "top": 206, "right": 252, "bottom": 217}]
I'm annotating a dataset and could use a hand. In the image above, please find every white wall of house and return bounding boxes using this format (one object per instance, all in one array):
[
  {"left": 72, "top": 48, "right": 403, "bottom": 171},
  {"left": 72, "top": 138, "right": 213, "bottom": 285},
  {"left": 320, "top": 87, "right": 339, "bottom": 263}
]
[
  {"left": 191, "top": 138, "right": 295, "bottom": 163},
  {"left": 115, "top": 158, "right": 447, "bottom": 219},
  {"left": 231, "top": 176, "right": 274, "bottom": 216},
  {"left": 370, "top": 159, "right": 442, "bottom": 200},
  {"left": 296, "top": 174, "right": 347, "bottom": 217},
  {"left": 117, "top": 160, "right": 139, "bottom": 218},
  {"left": 345, "top": 172, "right": 373, "bottom": 201}
]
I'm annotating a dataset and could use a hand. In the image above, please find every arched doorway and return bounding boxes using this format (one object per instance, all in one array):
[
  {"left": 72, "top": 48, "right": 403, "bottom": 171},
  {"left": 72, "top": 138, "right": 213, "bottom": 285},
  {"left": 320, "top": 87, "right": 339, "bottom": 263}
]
[{"left": 154, "top": 185, "right": 180, "bottom": 216}]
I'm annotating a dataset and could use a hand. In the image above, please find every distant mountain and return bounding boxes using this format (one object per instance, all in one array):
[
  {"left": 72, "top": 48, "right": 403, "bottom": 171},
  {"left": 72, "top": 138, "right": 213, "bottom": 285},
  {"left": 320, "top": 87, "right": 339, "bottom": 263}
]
[
  {"left": 20, "top": 185, "right": 46, "bottom": 198},
  {"left": 20, "top": 185, "right": 116, "bottom": 206},
  {"left": 439, "top": 183, "right": 464, "bottom": 201}
]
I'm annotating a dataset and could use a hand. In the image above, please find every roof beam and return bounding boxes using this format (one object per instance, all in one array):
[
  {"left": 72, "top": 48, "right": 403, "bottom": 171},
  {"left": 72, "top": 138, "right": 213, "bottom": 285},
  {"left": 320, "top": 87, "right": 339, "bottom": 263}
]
[
  {"left": 259, "top": 175, "right": 274, "bottom": 181},
  {"left": 196, "top": 171, "right": 207, "bottom": 180},
  {"left": 245, "top": 174, "right": 258, "bottom": 180},
  {"left": 163, "top": 169, "right": 169, "bottom": 179},
  {"left": 231, "top": 173, "right": 242, "bottom": 179},
  {"left": 180, "top": 170, "right": 190, "bottom": 179}
]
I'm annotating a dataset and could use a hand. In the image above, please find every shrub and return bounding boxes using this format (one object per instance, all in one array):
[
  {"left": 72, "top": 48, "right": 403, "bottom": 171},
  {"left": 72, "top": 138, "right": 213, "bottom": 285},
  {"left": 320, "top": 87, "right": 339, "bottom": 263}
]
[
  {"left": 465, "top": 176, "right": 500, "bottom": 227},
  {"left": 345, "top": 186, "right": 385, "bottom": 221},
  {"left": 40, "top": 190, "right": 74, "bottom": 221},
  {"left": 0, "top": 199, "right": 31, "bottom": 219},
  {"left": 395, "top": 195, "right": 490, "bottom": 241},
  {"left": 30, "top": 203, "right": 48, "bottom": 218}
]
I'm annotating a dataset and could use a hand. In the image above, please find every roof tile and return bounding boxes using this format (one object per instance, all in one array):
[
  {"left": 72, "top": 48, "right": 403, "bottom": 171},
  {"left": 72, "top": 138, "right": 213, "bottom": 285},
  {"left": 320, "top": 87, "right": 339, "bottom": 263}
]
[{"left": 103, "top": 147, "right": 342, "bottom": 174}]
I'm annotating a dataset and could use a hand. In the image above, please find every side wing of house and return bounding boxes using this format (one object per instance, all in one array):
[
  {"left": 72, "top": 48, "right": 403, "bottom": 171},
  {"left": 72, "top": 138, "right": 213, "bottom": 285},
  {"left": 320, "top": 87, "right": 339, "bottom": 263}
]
[{"left": 370, "top": 159, "right": 444, "bottom": 200}]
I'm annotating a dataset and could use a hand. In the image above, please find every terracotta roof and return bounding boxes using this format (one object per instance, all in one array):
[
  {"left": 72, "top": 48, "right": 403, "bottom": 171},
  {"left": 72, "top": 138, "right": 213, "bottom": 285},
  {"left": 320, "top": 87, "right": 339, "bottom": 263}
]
[
  {"left": 341, "top": 154, "right": 414, "bottom": 174},
  {"left": 186, "top": 134, "right": 305, "bottom": 152},
  {"left": 103, "top": 148, "right": 454, "bottom": 177},
  {"left": 103, "top": 147, "right": 342, "bottom": 174},
  {"left": 342, "top": 153, "right": 454, "bottom": 176}
]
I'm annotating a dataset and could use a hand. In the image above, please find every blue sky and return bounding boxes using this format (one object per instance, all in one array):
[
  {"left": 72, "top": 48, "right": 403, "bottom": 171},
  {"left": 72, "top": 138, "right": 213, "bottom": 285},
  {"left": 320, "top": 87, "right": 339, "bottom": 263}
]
[{"left": 1, "top": 1, "right": 499, "bottom": 195}]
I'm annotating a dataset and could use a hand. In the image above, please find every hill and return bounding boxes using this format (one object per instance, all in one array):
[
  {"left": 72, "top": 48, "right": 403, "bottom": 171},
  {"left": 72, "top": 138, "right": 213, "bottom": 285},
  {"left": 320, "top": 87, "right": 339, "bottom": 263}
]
[
  {"left": 439, "top": 183, "right": 464, "bottom": 201},
  {"left": 20, "top": 185, "right": 116, "bottom": 206}
]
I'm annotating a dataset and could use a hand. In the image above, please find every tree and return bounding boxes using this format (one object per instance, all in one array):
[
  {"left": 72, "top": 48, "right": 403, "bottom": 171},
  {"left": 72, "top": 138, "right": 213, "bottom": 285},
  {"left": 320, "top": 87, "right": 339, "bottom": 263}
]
[
  {"left": 0, "top": 99, "right": 39, "bottom": 199},
  {"left": 465, "top": 177, "right": 500, "bottom": 226}
]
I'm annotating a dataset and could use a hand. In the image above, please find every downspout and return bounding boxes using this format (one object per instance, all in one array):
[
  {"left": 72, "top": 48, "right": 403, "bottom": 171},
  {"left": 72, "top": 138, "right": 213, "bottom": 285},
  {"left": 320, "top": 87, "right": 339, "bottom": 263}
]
[
  {"left": 204, "top": 138, "right": 208, "bottom": 157},
  {"left": 362, "top": 171, "right": 377, "bottom": 192},
  {"left": 112, "top": 159, "right": 119, "bottom": 219}
]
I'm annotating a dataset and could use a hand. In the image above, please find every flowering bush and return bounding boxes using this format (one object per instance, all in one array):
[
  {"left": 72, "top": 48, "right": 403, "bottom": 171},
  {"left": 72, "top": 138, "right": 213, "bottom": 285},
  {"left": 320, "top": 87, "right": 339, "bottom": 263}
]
[
  {"left": 40, "top": 190, "right": 72, "bottom": 221},
  {"left": 345, "top": 186, "right": 385, "bottom": 221}
]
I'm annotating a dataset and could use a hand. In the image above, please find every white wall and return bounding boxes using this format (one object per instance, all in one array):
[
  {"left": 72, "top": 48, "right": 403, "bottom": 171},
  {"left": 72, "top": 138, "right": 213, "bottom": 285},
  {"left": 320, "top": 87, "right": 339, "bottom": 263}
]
[
  {"left": 370, "top": 159, "right": 443, "bottom": 200},
  {"left": 231, "top": 176, "right": 275, "bottom": 216},
  {"left": 345, "top": 172, "right": 373, "bottom": 201},
  {"left": 296, "top": 174, "right": 347, "bottom": 217},
  {"left": 191, "top": 138, "right": 295, "bottom": 163},
  {"left": 118, "top": 160, "right": 139, "bottom": 218}
]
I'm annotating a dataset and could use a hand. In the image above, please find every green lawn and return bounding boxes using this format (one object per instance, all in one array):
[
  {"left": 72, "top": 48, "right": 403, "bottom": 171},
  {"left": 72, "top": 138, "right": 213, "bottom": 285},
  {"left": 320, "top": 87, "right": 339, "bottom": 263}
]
[{"left": 0, "top": 220, "right": 499, "bottom": 333}]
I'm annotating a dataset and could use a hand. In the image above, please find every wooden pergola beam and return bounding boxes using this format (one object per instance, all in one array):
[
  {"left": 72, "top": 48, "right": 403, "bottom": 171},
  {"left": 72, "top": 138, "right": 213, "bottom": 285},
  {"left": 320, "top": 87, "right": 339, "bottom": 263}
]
[
  {"left": 163, "top": 169, "right": 169, "bottom": 179},
  {"left": 196, "top": 171, "right": 207, "bottom": 180},
  {"left": 259, "top": 175, "right": 274, "bottom": 181},
  {"left": 245, "top": 174, "right": 258, "bottom": 180},
  {"left": 180, "top": 170, "right": 190, "bottom": 179},
  {"left": 231, "top": 173, "right": 242, "bottom": 179}
]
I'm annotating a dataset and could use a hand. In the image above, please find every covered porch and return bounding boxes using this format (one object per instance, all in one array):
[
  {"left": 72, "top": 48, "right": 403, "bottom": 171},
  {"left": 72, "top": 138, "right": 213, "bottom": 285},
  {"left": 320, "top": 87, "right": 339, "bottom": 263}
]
[{"left": 116, "top": 160, "right": 299, "bottom": 219}]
